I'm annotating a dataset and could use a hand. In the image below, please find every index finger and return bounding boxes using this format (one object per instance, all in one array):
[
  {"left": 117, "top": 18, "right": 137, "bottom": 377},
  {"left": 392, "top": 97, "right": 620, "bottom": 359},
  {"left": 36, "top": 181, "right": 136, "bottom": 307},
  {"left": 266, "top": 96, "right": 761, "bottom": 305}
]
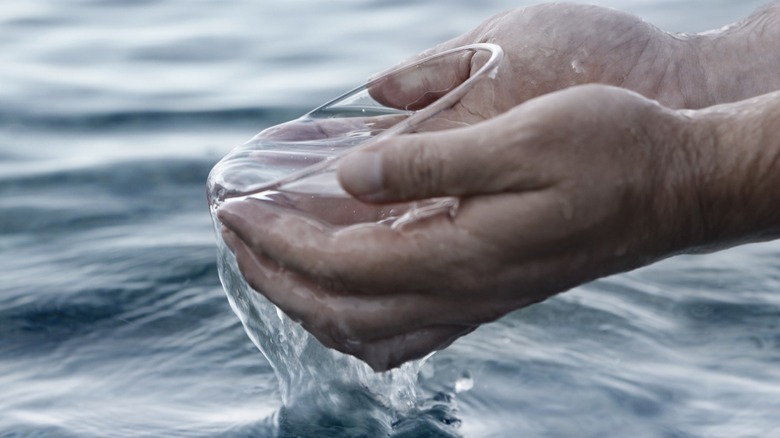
[
  {"left": 367, "top": 50, "right": 474, "bottom": 111},
  {"left": 216, "top": 197, "right": 476, "bottom": 293}
]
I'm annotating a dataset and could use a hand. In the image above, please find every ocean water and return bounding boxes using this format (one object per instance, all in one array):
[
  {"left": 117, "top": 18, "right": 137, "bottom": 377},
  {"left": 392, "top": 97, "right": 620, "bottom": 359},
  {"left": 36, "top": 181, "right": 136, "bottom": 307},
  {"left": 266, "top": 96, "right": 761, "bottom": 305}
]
[{"left": 2, "top": 0, "right": 779, "bottom": 437}]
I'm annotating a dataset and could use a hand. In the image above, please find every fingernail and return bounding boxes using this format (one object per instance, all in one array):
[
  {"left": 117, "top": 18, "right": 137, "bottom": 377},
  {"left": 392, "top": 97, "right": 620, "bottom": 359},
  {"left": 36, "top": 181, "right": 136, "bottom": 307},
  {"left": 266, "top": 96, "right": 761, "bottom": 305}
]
[{"left": 338, "top": 151, "right": 383, "bottom": 198}]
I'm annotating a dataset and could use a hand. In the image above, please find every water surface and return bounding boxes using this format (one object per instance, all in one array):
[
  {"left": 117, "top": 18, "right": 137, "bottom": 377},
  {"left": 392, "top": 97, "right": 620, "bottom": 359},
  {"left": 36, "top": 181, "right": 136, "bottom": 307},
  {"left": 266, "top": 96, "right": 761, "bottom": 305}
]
[{"left": 2, "top": 0, "right": 779, "bottom": 436}]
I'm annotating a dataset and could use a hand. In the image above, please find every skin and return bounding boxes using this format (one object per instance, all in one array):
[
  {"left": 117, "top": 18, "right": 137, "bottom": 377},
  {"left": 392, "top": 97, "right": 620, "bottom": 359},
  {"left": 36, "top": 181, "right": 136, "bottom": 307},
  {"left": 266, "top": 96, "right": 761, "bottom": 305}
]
[
  {"left": 367, "top": 2, "right": 780, "bottom": 113},
  {"left": 218, "top": 3, "right": 780, "bottom": 371}
]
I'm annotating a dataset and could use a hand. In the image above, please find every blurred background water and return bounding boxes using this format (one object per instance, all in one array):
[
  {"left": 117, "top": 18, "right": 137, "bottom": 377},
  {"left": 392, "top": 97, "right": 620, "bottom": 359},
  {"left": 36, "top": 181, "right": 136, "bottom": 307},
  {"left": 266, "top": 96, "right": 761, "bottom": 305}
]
[{"left": 2, "top": 0, "right": 779, "bottom": 436}]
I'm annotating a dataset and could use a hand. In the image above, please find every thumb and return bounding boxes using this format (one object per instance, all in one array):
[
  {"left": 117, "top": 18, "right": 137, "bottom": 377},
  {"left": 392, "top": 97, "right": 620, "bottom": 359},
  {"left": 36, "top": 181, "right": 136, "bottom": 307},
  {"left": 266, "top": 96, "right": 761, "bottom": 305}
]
[{"left": 337, "top": 122, "right": 513, "bottom": 203}]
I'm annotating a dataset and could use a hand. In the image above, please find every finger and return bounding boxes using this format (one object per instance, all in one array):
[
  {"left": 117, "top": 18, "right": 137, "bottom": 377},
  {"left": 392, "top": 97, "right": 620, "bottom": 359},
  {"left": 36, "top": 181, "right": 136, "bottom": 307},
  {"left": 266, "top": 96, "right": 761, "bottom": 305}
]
[
  {"left": 337, "top": 114, "right": 550, "bottom": 203},
  {"left": 368, "top": 50, "right": 473, "bottom": 111},
  {"left": 251, "top": 190, "right": 406, "bottom": 226},
  {"left": 371, "top": 31, "right": 474, "bottom": 80},
  {"left": 218, "top": 198, "right": 472, "bottom": 291},
  {"left": 352, "top": 325, "right": 477, "bottom": 372},
  {"left": 218, "top": 198, "right": 371, "bottom": 282},
  {"left": 365, "top": 27, "right": 474, "bottom": 106},
  {"left": 226, "top": 233, "right": 474, "bottom": 370},
  {"left": 222, "top": 224, "right": 475, "bottom": 344},
  {"left": 221, "top": 227, "right": 349, "bottom": 350}
]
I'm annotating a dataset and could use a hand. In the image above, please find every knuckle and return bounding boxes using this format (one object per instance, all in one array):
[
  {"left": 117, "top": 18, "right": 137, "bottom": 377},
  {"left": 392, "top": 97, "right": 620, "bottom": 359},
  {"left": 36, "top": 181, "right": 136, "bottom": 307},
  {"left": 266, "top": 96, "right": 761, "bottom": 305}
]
[{"left": 398, "top": 140, "right": 445, "bottom": 199}]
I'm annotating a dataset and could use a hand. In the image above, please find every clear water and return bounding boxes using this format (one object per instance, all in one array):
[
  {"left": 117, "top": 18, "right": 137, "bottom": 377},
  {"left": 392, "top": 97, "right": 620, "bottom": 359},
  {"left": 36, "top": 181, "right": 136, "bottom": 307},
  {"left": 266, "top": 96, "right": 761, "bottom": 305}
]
[
  {"left": 2, "top": 0, "right": 779, "bottom": 436},
  {"left": 206, "top": 114, "right": 460, "bottom": 436}
]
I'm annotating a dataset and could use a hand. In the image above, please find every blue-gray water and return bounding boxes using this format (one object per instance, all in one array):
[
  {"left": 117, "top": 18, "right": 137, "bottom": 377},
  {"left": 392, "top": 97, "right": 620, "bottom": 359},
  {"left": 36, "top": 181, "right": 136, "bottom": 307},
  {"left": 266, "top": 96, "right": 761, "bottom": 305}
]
[{"left": 2, "top": 0, "right": 779, "bottom": 436}]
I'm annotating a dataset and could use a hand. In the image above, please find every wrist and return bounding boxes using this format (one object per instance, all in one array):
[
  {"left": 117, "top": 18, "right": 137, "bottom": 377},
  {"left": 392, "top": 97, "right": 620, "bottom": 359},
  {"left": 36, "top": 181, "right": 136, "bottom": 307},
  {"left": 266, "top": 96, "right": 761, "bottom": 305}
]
[
  {"left": 691, "top": 4, "right": 780, "bottom": 107},
  {"left": 677, "top": 92, "right": 780, "bottom": 252}
]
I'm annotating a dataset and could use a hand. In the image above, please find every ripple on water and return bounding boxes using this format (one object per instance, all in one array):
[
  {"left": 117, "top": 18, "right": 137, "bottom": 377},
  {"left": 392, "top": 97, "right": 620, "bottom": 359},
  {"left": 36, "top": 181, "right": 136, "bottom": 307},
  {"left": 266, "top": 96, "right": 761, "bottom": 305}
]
[{"left": 413, "top": 246, "right": 780, "bottom": 436}]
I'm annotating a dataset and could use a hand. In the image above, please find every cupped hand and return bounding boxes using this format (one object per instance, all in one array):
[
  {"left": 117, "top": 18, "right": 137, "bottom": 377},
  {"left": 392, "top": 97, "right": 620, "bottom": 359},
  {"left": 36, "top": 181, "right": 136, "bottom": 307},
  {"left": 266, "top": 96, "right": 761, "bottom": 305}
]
[
  {"left": 218, "top": 84, "right": 711, "bottom": 371},
  {"left": 368, "top": 2, "right": 707, "bottom": 122}
]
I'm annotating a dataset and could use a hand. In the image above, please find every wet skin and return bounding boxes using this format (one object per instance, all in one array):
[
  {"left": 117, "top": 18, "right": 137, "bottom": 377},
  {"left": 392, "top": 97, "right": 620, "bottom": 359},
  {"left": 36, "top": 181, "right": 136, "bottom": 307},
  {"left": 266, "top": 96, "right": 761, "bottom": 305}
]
[{"left": 219, "top": 3, "right": 780, "bottom": 371}]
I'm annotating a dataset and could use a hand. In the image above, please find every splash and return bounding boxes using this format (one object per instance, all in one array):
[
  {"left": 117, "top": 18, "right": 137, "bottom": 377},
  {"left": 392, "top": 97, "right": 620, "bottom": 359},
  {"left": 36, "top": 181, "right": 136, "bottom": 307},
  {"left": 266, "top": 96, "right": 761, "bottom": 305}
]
[
  {"left": 211, "top": 209, "right": 423, "bottom": 408},
  {"left": 205, "top": 120, "right": 427, "bottom": 408},
  {"left": 205, "top": 43, "right": 503, "bottom": 436}
]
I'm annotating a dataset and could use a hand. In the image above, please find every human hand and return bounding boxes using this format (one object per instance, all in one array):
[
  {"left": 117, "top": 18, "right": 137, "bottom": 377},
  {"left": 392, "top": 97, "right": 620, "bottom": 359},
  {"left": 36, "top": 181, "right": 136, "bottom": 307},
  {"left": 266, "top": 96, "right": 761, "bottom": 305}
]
[
  {"left": 216, "top": 4, "right": 780, "bottom": 371},
  {"left": 369, "top": 2, "right": 780, "bottom": 119},
  {"left": 217, "top": 85, "right": 714, "bottom": 371},
  {"left": 369, "top": 2, "right": 702, "bottom": 117}
]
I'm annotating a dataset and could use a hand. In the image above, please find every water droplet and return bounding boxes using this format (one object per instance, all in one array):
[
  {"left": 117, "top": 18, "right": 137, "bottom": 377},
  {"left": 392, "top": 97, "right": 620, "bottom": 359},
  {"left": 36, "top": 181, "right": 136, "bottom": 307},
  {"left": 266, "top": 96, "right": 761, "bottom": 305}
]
[
  {"left": 571, "top": 59, "right": 586, "bottom": 74},
  {"left": 454, "top": 371, "right": 473, "bottom": 393}
]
